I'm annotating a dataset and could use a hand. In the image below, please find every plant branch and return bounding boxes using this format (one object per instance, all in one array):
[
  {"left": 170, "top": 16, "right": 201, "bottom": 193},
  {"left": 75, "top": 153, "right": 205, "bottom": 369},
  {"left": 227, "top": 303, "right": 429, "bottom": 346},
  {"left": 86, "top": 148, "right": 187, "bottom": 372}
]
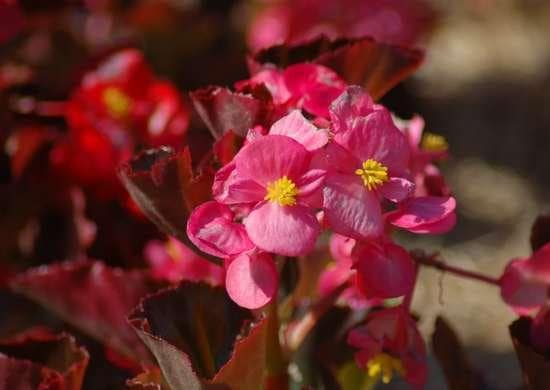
[
  {"left": 284, "top": 283, "right": 347, "bottom": 353},
  {"left": 412, "top": 251, "right": 500, "bottom": 286}
]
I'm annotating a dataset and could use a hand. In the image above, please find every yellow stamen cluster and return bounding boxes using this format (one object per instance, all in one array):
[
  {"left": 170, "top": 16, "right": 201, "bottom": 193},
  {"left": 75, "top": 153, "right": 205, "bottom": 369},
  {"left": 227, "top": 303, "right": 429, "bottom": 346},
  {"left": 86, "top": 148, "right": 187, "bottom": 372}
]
[
  {"left": 355, "top": 159, "right": 389, "bottom": 190},
  {"left": 421, "top": 132, "right": 448, "bottom": 152},
  {"left": 265, "top": 176, "right": 299, "bottom": 206},
  {"left": 367, "top": 353, "right": 405, "bottom": 385},
  {"left": 103, "top": 87, "right": 132, "bottom": 119}
]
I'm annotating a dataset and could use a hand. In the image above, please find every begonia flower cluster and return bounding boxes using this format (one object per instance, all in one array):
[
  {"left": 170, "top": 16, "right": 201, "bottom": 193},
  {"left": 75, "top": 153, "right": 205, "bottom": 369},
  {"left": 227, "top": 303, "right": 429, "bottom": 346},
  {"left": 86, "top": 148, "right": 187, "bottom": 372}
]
[{"left": 187, "top": 80, "right": 455, "bottom": 388}]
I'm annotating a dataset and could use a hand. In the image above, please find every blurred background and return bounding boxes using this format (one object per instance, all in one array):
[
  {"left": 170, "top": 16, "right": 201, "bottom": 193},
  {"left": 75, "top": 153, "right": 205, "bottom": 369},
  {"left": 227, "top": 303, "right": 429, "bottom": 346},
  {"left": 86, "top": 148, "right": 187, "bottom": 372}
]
[{"left": 1, "top": 0, "right": 550, "bottom": 388}]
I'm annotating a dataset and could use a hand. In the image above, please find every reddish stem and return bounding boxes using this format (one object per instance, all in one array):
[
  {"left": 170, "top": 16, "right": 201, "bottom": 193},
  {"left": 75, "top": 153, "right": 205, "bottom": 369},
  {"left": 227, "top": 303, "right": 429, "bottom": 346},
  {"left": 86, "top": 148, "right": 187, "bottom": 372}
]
[
  {"left": 412, "top": 252, "right": 500, "bottom": 286},
  {"left": 285, "top": 283, "right": 347, "bottom": 352}
]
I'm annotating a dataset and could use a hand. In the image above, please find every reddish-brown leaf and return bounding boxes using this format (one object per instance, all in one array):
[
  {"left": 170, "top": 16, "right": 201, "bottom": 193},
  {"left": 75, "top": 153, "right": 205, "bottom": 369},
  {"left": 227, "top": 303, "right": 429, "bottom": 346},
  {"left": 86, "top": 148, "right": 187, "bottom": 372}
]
[
  {"left": 190, "top": 86, "right": 272, "bottom": 139},
  {"left": 10, "top": 260, "right": 160, "bottom": 363},
  {"left": 118, "top": 147, "right": 216, "bottom": 262},
  {"left": 249, "top": 35, "right": 424, "bottom": 101},
  {"left": 0, "top": 328, "right": 89, "bottom": 390},
  {"left": 129, "top": 282, "right": 269, "bottom": 389},
  {"left": 510, "top": 317, "right": 550, "bottom": 389},
  {"left": 126, "top": 367, "right": 167, "bottom": 390}
]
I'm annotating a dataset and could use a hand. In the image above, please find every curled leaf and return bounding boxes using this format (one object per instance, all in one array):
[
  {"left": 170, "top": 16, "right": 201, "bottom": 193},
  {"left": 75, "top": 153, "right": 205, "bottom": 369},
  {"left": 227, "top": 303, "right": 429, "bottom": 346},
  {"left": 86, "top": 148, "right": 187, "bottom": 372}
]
[
  {"left": 0, "top": 328, "right": 89, "bottom": 390},
  {"left": 249, "top": 35, "right": 424, "bottom": 101}
]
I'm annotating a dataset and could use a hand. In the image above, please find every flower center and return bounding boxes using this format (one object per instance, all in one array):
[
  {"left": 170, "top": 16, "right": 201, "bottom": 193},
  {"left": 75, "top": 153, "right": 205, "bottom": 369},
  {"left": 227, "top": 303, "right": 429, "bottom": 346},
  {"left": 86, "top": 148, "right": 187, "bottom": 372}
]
[
  {"left": 421, "top": 132, "right": 448, "bottom": 152},
  {"left": 265, "top": 176, "right": 298, "bottom": 206},
  {"left": 103, "top": 87, "right": 132, "bottom": 119},
  {"left": 355, "top": 159, "right": 389, "bottom": 190},
  {"left": 367, "top": 352, "right": 405, "bottom": 385}
]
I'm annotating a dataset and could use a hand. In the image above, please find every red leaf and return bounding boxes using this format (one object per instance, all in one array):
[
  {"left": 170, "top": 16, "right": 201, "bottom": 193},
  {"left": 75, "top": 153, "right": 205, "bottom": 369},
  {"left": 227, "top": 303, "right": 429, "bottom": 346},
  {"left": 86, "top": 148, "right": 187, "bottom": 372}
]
[
  {"left": 10, "top": 260, "right": 160, "bottom": 363},
  {"left": 0, "top": 328, "right": 89, "bottom": 390},
  {"left": 190, "top": 85, "right": 272, "bottom": 139},
  {"left": 510, "top": 317, "right": 550, "bottom": 389},
  {"left": 119, "top": 147, "right": 215, "bottom": 259},
  {"left": 249, "top": 35, "right": 424, "bottom": 101},
  {"left": 129, "top": 282, "right": 269, "bottom": 389}
]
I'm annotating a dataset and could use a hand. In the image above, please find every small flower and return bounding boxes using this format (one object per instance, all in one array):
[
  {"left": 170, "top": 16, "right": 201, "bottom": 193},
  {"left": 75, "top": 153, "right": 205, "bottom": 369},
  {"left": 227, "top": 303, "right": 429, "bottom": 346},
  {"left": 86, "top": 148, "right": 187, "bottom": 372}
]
[
  {"left": 347, "top": 306, "right": 427, "bottom": 389},
  {"left": 236, "top": 63, "right": 345, "bottom": 118},
  {"left": 321, "top": 86, "right": 414, "bottom": 239},
  {"left": 144, "top": 237, "right": 224, "bottom": 285}
]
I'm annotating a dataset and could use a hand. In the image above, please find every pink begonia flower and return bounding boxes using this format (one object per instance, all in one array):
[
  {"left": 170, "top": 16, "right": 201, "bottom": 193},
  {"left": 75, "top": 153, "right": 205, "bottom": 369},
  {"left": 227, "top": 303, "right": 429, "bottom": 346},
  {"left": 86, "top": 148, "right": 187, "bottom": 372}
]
[
  {"left": 144, "top": 237, "right": 224, "bottom": 285},
  {"left": 321, "top": 86, "right": 415, "bottom": 239},
  {"left": 397, "top": 114, "right": 451, "bottom": 197},
  {"left": 347, "top": 306, "right": 427, "bottom": 389},
  {"left": 187, "top": 202, "right": 279, "bottom": 309},
  {"left": 186, "top": 201, "right": 254, "bottom": 258},
  {"left": 225, "top": 250, "right": 278, "bottom": 310},
  {"left": 229, "top": 134, "right": 324, "bottom": 256},
  {"left": 499, "top": 243, "right": 550, "bottom": 316},
  {"left": 385, "top": 195, "right": 457, "bottom": 234},
  {"left": 236, "top": 63, "right": 346, "bottom": 118},
  {"left": 248, "top": 0, "right": 434, "bottom": 52},
  {"left": 213, "top": 111, "right": 328, "bottom": 205},
  {"left": 353, "top": 239, "right": 416, "bottom": 299}
]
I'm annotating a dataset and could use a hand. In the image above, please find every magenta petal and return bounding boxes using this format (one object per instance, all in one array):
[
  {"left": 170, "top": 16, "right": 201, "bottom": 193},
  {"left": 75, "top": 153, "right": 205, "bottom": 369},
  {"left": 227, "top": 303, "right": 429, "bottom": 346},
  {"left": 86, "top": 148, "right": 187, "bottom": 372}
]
[
  {"left": 386, "top": 196, "right": 456, "bottom": 233},
  {"left": 323, "top": 173, "right": 383, "bottom": 240},
  {"left": 354, "top": 241, "right": 416, "bottom": 299},
  {"left": 380, "top": 177, "right": 415, "bottom": 203},
  {"left": 187, "top": 201, "right": 254, "bottom": 258},
  {"left": 297, "top": 169, "right": 326, "bottom": 207},
  {"left": 235, "top": 134, "right": 311, "bottom": 185},
  {"left": 269, "top": 110, "right": 329, "bottom": 151},
  {"left": 329, "top": 233, "right": 356, "bottom": 266},
  {"left": 225, "top": 252, "right": 278, "bottom": 309},
  {"left": 244, "top": 201, "right": 320, "bottom": 256},
  {"left": 500, "top": 258, "right": 547, "bottom": 315},
  {"left": 311, "top": 141, "right": 360, "bottom": 173},
  {"left": 334, "top": 109, "right": 409, "bottom": 175},
  {"left": 318, "top": 264, "right": 353, "bottom": 297},
  {"left": 329, "top": 86, "right": 375, "bottom": 134}
]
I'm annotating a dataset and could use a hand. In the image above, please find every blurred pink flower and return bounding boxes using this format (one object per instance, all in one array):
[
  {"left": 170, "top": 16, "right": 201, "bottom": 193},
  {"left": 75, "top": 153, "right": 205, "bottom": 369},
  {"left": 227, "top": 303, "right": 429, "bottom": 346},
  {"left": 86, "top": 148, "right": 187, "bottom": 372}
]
[
  {"left": 144, "top": 237, "right": 223, "bottom": 285},
  {"left": 248, "top": 0, "right": 435, "bottom": 52},
  {"left": 347, "top": 306, "right": 427, "bottom": 389}
]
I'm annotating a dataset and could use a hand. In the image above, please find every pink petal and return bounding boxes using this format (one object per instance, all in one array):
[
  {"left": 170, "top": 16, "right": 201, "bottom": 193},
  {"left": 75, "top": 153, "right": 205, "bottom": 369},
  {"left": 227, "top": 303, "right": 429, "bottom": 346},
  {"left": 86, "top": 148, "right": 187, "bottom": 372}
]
[
  {"left": 386, "top": 196, "right": 456, "bottom": 234},
  {"left": 329, "top": 86, "right": 375, "bottom": 134},
  {"left": 334, "top": 109, "right": 409, "bottom": 175},
  {"left": 329, "top": 233, "right": 356, "bottom": 266},
  {"left": 235, "top": 134, "right": 311, "bottom": 186},
  {"left": 311, "top": 141, "right": 360, "bottom": 173},
  {"left": 244, "top": 201, "right": 320, "bottom": 256},
  {"left": 403, "top": 114, "right": 425, "bottom": 148},
  {"left": 318, "top": 263, "right": 353, "bottom": 297},
  {"left": 323, "top": 173, "right": 383, "bottom": 240},
  {"left": 269, "top": 110, "right": 329, "bottom": 151},
  {"left": 353, "top": 241, "right": 416, "bottom": 299},
  {"left": 296, "top": 168, "right": 326, "bottom": 207},
  {"left": 187, "top": 201, "right": 254, "bottom": 258},
  {"left": 283, "top": 64, "right": 345, "bottom": 118},
  {"left": 238, "top": 68, "right": 290, "bottom": 105},
  {"left": 225, "top": 252, "right": 278, "bottom": 309},
  {"left": 500, "top": 258, "right": 547, "bottom": 316},
  {"left": 380, "top": 177, "right": 415, "bottom": 203}
]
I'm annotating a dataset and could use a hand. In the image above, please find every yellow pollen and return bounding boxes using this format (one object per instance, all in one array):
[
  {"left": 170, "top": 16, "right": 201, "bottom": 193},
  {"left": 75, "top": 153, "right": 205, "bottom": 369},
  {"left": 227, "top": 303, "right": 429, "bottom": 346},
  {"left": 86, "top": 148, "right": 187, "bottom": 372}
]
[
  {"left": 366, "top": 353, "right": 405, "bottom": 385},
  {"left": 103, "top": 87, "right": 132, "bottom": 119},
  {"left": 265, "top": 176, "right": 298, "bottom": 206},
  {"left": 165, "top": 239, "right": 182, "bottom": 262},
  {"left": 355, "top": 159, "right": 389, "bottom": 190},
  {"left": 421, "top": 132, "right": 448, "bottom": 152}
]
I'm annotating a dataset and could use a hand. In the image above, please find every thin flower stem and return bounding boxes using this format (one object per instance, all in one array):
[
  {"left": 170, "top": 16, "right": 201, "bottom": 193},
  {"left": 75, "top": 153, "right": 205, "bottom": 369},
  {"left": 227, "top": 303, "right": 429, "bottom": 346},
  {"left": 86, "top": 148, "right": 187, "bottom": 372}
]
[
  {"left": 284, "top": 283, "right": 347, "bottom": 353},
  {"left": 265, "top": 297, "right": 289, "bottom": 390},
  {"left": 412, "top": 251, "right": 500, "bottom": 286}
]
